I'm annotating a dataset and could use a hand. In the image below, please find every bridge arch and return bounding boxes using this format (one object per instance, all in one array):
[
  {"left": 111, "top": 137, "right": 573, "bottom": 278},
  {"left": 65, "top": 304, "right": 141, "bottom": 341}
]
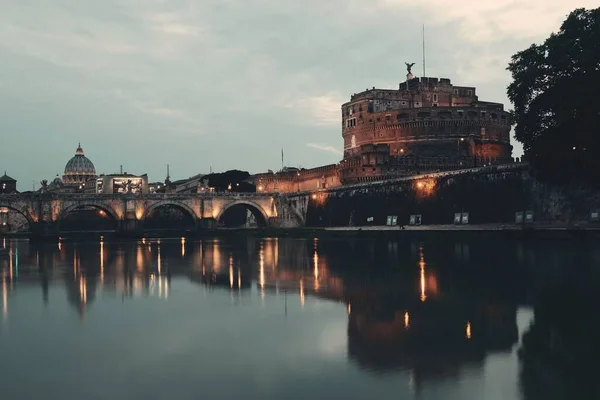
[
  {"left": 57, "top": 202, "right": 120, "bottom": 232},
  {"left": 0, "top": 203, "right": 34, "bottom": 231},
  {"left": 141, "top": 200, "right": 199, "bottom": 224},
  {"left": 216, "top": 200, "right": 269, "bottom": 228}
]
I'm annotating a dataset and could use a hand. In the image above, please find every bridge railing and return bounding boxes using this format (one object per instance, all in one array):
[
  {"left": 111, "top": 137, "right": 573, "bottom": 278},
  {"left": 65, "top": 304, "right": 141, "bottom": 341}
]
[{"left": 0, "top": 192, "right": 276, "bottom": 200}]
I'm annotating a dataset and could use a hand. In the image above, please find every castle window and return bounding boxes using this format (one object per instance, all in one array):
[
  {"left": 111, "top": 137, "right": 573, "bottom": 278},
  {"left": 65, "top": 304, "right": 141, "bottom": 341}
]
[
  {"left": 386, "top": 114, "right": 391, "bottom": 120},
  {"left": 376, "top": 117, "right": 381, "bottom": 122},
  {"left": 453, "top": 89, "right": 458, "bottom": 96},
  {"left": 481, "top": 111, "right": 486, "bottom": 118},
  {"left": 467, "top": 90, "right": 472, "bottom": 96},
  {"left": 401, "top": 101, "right": 407, "bottom": 106},
  {"left": 433, "top": 94, "right": 438, "bottom": 102},
  {"left": 414, "top": 102, "right": 422, "bottom": 108},
  {"left": 433, "top": 103, "right": 438, "bottom": 107}
]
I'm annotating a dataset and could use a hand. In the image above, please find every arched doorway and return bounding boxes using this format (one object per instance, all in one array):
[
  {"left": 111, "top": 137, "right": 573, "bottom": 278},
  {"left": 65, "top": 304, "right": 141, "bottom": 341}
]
[
  {"left": 58, "top": 205, "right": 118, "bottom": 232},
  {"left": 0, "top": 205, "right": 33, "bottom": 233},
  {"left": 143, "top": 203, "right": 197, "bottom": 231},
  {"left": 217, "top": 202, "right": 268, "bottom": 228}
]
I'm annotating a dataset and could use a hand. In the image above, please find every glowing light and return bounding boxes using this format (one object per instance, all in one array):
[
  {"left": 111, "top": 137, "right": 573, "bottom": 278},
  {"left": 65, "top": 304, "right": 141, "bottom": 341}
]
[
  {"left": 299, "top": 279, "right": 305, "bottom": 307},
  {"left": 259, "top": 248, "right": 265, "bottom": 296},
  {"left": 404, "top": 311, "right": 410, "bottom": 328},
  {"left": 229, "top": 255, "right": 234, "bottom": 288},
  {"left": 237, "top": 268, "right": 241, "bottom": 290},
  {"left": 312, "top": 194, "right": 317, "bottom": 200},
  {"left": 313, "top": 251, "right": 319, "bottom": 281},
  {"left": 181, "top": 237, "right": 186, "bottom": 257},
  {"left": 100, "top": 240, "right": 104, "bottom": 282},
  {"left": 417, "top": 182, "right": 424, "bottom": 189},
  {"left": 79, "top": 276, "right": 87, "bottom": 305},
  {"left": 98, "top": 210, "right": 106, "bottom": 217},
  {"left": 58, "top": 240, "right": 62, "bottom": 251},
  {"left": 466, "top": 321, "right": 472, "bottom": 339},
  {"left": 347, "top": 303, "right": 351, "bottom": 315},
  {"left": 419, "top": 247, "right": 426, "bottom": 302},
  {"left": 157, "top": 243, "right": 162, "bottom": 275},
  {"left": 136, "top": 244, "right": 144, "bottom": 272},
  {"left": 2, "top": 279, "right": 7, "bottom": 319}
]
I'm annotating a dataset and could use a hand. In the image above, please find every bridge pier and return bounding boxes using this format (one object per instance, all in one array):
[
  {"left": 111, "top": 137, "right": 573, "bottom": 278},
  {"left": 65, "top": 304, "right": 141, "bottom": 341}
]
[{"left": 118, "top": 218, "right": 143, "bottom": 237}]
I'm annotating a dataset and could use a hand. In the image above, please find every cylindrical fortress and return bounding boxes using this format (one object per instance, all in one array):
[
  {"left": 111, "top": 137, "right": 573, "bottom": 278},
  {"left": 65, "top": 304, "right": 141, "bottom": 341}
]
[{"left": 341, "top": 77, "right": 512, "bottom": 166}]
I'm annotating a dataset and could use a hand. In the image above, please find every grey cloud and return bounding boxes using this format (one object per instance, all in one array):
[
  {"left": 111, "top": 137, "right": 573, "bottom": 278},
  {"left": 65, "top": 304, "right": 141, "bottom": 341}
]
[{"left": 1, "top": 0, "right": 592, "bottom": 189}]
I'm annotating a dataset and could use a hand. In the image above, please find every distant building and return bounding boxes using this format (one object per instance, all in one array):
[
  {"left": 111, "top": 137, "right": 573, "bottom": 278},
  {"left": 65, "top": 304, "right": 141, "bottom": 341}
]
[
  {"left": 96, "top": 173, "right": 149, "bottom": 194},
  {"left": 0, "top": 172, "right": 17, "bottom": 194},
  {"left": 167, "top": 173, "right": 206, "bottom": 194},
  {"left": 148, "top": 182, "right": 166, "bottom": 194}
]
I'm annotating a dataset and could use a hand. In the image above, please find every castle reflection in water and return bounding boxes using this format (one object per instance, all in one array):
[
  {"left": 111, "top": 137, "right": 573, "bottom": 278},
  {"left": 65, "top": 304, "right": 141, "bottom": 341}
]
[{"left": 2, "top": 234, "right": 599, "bottom": 397}]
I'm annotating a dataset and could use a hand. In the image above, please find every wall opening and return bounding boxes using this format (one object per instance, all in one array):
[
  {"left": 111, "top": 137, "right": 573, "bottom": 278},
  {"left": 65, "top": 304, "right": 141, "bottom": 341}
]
[
  {"left": 0, "top": 206, "right": 31, "bottom": 233},
  {"left": 144, "top": 204, "right": 196, "bottom": 231},
  {"left": 218, "top": 204, "right": 267, "bottom": 228},
  {"left": 59, "top": 206, "right": 118, "bottom": 232}
]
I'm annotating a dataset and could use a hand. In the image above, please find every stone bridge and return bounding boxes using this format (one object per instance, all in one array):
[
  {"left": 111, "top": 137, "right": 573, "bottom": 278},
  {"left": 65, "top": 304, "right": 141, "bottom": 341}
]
[
  {"left": 0, "top": 163, "right": 533, "bottom": 235},
  {"left": 0, "top": 192, "right": 309, "bottom": 235}
]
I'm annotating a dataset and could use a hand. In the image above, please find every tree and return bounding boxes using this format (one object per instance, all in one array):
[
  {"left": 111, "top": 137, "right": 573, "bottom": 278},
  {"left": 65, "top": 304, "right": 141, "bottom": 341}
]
[
  {"left": 507, "top": 8, "right": 600, "bottom": 186},
  {"left": 202, "top": 170, "right": 256, "bottom": 192}
]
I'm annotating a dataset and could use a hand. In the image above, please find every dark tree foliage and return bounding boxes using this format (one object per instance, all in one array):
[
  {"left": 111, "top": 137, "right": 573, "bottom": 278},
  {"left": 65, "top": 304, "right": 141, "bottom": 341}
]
[
  {"left": 203, "top": 170, "right": 256, "bottom": 192},
  {"left": 507, "top": 8, "right": 600, "bottom": 186}
]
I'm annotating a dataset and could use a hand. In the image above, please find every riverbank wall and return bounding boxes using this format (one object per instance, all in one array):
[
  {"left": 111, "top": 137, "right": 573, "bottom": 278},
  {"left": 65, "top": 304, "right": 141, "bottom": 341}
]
[{"left": 304, "top": 169, "right": 600, "bottom": 227}]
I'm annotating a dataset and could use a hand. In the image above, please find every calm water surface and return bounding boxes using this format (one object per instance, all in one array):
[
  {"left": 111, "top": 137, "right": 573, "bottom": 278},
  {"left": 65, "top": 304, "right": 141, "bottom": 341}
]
[{"left": 0, "top": 235, "right": 599, "bottom": 399}]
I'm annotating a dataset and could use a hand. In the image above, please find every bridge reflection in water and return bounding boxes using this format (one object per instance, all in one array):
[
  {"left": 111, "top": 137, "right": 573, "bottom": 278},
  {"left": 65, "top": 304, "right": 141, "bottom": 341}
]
[{"left": 1, "top": 235, "right": 599, "bottom": 398}]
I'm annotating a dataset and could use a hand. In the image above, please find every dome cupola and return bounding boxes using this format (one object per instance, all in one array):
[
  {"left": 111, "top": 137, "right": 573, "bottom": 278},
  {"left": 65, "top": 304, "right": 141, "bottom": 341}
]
[{"left": 62, "top": 143, "right": 97, "bottom": 185}]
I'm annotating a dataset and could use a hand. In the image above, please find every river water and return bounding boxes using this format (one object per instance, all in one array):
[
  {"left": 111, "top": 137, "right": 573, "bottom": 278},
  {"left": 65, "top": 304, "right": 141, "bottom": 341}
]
[{"left": 0, "top": 235, "right": 599, "bottom": 399}]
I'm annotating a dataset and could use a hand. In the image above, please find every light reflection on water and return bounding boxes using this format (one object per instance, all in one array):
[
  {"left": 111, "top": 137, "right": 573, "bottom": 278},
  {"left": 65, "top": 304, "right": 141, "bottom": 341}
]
[{"left": 0, "top": 236, "right": 599, "bottom": 399}]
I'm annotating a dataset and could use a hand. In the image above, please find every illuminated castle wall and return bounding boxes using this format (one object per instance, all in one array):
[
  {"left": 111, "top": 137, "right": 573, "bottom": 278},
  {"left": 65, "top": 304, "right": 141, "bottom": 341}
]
[{"left": 254, "top": 73, "right": 514, "bottom": 192}]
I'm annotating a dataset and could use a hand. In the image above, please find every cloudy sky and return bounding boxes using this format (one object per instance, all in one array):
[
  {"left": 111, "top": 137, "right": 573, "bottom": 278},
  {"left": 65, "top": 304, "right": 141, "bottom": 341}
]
[{"left": 1, "top": 1, "right": 595, "bottom": 190}]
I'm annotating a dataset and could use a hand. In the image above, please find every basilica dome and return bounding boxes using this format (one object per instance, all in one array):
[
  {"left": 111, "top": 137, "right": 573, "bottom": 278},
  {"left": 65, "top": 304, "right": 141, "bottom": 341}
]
[{"left": 62, "top": 144, "right": 97, "bottom": 185}]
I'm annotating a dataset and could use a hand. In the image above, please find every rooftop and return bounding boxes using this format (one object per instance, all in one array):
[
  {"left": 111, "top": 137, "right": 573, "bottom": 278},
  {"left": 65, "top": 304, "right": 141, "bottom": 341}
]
[{"left": 0, "top": 171, "right": 16, "bottom": 182}]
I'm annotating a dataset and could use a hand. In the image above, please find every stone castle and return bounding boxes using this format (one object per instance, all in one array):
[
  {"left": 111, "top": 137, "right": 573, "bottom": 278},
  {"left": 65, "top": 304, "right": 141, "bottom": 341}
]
[{"left": 254, "top": 68, "right": 514, "bottom": 193}]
